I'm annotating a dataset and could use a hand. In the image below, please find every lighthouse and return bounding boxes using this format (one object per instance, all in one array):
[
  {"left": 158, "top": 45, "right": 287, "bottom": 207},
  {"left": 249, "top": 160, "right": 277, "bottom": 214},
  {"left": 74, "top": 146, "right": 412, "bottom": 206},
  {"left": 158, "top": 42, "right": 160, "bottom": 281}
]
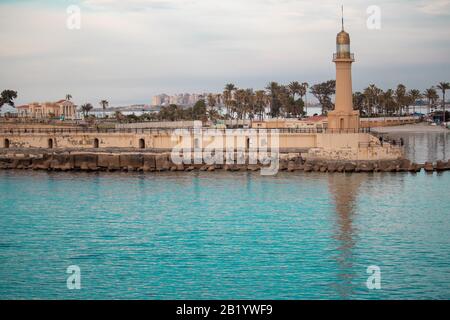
[{"left": 327, "top": 9, "right": 360, "bottom": 131}]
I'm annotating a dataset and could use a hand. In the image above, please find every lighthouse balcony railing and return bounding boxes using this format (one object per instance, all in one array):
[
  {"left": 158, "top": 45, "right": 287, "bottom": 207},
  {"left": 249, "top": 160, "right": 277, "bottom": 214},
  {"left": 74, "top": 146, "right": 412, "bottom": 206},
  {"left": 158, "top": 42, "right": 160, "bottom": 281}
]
[{"left": 333, "top": 53, "right": 354, "bottom": 60}]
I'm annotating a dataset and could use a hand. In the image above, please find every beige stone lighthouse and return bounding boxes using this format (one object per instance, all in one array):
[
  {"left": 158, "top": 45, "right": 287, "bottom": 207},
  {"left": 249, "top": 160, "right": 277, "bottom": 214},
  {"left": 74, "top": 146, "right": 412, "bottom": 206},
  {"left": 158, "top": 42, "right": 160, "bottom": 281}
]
[{"left": 327, "top": 12, "right": 360, "bottom": 132}]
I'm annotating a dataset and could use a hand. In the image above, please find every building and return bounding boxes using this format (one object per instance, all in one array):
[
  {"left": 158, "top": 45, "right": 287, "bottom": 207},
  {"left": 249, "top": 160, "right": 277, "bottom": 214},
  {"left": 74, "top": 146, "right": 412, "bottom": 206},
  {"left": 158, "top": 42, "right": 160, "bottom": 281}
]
[
  {"left": 327, "top": 17, "right": 360, "bottom": 131},
  {"left": 17, "top": 100, "right": 77, "bottom": 119}
]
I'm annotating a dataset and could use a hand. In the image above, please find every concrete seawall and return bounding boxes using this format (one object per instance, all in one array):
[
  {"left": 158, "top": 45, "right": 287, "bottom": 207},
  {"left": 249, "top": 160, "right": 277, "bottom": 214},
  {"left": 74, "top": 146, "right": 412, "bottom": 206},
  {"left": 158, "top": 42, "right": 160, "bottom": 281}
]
[{"left": 1, "top": 150, "right": 449, "bottom": 173}]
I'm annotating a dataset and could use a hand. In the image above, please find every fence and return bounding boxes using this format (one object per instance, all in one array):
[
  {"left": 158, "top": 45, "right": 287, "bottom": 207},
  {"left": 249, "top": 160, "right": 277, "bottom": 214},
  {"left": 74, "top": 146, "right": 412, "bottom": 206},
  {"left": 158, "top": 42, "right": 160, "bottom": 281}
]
[{"left": 0, "top": 127, "right": 371, "bottom": 135}]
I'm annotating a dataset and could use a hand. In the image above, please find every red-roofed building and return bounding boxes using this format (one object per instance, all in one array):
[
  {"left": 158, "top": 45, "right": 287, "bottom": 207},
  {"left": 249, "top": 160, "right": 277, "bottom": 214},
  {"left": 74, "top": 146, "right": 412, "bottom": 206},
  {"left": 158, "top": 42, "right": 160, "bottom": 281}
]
[{"left": 17, "top": 100, "right": 76, "bottom": 119}]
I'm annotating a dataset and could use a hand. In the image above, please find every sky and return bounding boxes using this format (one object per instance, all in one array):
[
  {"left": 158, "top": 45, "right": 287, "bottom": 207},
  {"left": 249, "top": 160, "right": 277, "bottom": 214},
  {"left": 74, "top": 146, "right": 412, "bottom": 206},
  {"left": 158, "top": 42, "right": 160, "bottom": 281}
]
[{"left": 0, "top": 0, "right": 449, "bottom": 107}]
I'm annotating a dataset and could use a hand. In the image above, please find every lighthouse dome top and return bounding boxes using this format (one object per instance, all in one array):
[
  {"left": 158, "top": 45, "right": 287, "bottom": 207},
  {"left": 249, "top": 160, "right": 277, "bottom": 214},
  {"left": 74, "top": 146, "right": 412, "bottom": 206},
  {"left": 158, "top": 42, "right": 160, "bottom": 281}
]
[{"left": 337, "top": 30, "right": 350, "bottom": 45}]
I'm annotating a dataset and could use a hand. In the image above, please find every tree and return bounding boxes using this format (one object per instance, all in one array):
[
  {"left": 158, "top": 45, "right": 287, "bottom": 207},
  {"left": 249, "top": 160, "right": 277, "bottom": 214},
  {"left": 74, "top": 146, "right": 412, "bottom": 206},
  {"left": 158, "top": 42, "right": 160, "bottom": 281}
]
[
  {"left": 394, "top": 84, "right": 407, "bottom": 116},
  {"left": 437, "top": 82, "right": 450, "bottom": 123},
  {"left": 380, "top": 89, "right": 396, "bottom": 116},
  {"left": 207, "top": 94, "right": 216, "bottom": 110},
  {"left": 288, "top": 81, "right": 302, "bottom": 101},
  {"left": 0, "top": 90, "right": 18, "bottom": 110},
  {"left": 363, "top": 84, "right": 382, "bottom": 116},
  {"left": 100, "top": 99, "right": 109, "bottom": 117},
  {"left": 266, "top": 82, "right": 282, "bottom": 118},
  {"left": 408, "top": 89, "right": 422, "bottom": 114},
  {"left": 423, "top": 87, "right": 439, "bottom": 114},
  {"left": 100, "top": 99, "right": 109, "bottom": 110},
  {"left": 287, "top": 81, "right": 305, "bottom": 118},
  {"left": 80, "top": 103, "right": 93, "bottom": 117},
  {"left": 299, "top": 82, "right": 309, "bottom": 115},
  {"left": 192, "top": 99, "right": 207, "bottom": 121},
  {"left": 223, "top": 83, "right": 236, "bottom": 118},
  {"left": 353, "top": 91, "right": 365, "bottom": 114},
  {"left": 310, "top": 80, "right": 335, "bottom": 115}
]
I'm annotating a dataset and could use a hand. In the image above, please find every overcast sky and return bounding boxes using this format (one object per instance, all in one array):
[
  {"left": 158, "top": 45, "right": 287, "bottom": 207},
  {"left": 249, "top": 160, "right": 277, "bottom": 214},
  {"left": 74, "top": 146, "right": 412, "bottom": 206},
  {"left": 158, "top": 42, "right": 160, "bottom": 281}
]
[{"left": 0, "top": 0, "right": 449, "bottom": 106}]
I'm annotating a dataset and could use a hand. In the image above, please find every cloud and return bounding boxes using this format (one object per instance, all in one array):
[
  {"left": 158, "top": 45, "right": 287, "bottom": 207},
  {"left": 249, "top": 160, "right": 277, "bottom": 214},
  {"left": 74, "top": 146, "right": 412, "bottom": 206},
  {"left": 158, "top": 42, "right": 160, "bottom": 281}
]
[
  {"left": 417, "top": 0, "right": 450, "bottom": 15},
  {"left": 0, "top": 0, "right": 449, "bottom": 106},
  {"left": 82, "top": 0, "right": 194, "bottom": 11}
]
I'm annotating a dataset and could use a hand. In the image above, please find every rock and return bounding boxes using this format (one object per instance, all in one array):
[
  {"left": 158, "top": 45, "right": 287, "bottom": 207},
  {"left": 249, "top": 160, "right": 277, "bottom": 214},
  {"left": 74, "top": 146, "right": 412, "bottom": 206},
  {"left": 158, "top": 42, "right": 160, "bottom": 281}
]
[
  {"left": 344, "top": 162, "right": 356, "bottom": 173},
  {"left": 397, "top": 159, "right": 411, "bottom": 172},
  {"left": 378, "top": 160, "right": 395, "bottom": 172},
  {"left": 287, "top": 161, "right": 296, "bottom": 172},
  {"left": 424, "top": 162, "right": 434, "bottom": 172},
  {"left": 279, "top": 159, "right": 288, "bottom": 171},
  {"left": 13, "top": 158, "right": 32, "bottom": 169},
  {"left": 74, "top": 154, "right": 97, "bottom": 170},
  {"left": 199, "top": 165, "right": 208, "bottom": 171},
  {"left": 357, "top": 161, "right": 373, "bottom": 172},
  {"left": 120, "top": 154, "right": 143, "bottom": 170},
  {"left": 143, "top": 154, "right": 156, "bottom": 172},
  {"left": 408, "top": 163, "right": 421, "bottom": 173},
  {"left": 98, "top": 154, "right": 120, "bottom": 170},
  {"left": 327, "top": 162, "right": 337, "bottom": 173},
  {"left": 247, "top": 164, "right": 260, "bottom": 171},
  {"left": 51, "top": 154, "right": 73, "bottom": 170},
  {"left": 32, "top": 155, "right": 52, "bottom": 170},
  {"left": 435, "top": 160, "right": 447, "bottom": 171},
  {"left": 155, "top": 154, "right": 170, "bottom": 171},
  {"left": 185, "top": 166, "right": 195, "bottom": 172},
  {"left": 303, "top": 162, "right": 313, "bottom": 172},
  {"left": 207, "top": 165, "right": 215, "bottom": 172}
]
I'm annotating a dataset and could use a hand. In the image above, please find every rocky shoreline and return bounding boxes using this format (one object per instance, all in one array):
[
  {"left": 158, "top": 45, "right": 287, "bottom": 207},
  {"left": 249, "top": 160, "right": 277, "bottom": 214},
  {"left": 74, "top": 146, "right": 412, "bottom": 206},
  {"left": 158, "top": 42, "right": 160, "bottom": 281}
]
[{"left": 1, "top": 151, "right": 450, "bottom": 173}]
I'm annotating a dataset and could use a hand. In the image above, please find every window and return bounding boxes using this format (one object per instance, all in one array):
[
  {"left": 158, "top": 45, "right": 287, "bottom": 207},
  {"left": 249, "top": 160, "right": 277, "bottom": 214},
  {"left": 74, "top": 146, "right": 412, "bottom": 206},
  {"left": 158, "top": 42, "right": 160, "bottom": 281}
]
[
  {"left": 94, "top": 138, "right": 99, "bottom": 148},
  {"left": 4, "top": 139, "right": 10, "bottom": 148},
  {"left": 48, "top": 138, "right": 53, "bottom": 149},
  {"left": 139, "top": 138, "right": 145, "bottom": 149}
]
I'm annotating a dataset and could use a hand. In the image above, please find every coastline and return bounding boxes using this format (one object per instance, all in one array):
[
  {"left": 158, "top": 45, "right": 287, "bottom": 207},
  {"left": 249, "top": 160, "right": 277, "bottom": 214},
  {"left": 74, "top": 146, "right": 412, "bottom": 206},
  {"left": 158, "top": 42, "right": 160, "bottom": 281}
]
[{"left": 1, "top": 149, "right": 449, "bottom": 173}]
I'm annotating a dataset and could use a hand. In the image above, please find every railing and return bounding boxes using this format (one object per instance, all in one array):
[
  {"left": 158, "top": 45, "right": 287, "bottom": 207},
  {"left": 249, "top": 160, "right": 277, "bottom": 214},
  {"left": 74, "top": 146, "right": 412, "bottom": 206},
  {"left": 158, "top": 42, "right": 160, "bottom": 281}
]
[
  {"left": 0, "top": 127, "right": 371, "bottom": 135},
  {"left": 333, "top": 53, "right": 354, "bottom": 60}
]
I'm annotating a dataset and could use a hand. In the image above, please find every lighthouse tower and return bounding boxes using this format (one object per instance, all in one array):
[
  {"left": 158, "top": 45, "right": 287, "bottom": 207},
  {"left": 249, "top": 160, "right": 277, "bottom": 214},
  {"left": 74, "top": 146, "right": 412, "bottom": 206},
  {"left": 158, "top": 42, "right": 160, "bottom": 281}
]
[{"left": 327, "top": 10, "right": 360, "bottom": 132}]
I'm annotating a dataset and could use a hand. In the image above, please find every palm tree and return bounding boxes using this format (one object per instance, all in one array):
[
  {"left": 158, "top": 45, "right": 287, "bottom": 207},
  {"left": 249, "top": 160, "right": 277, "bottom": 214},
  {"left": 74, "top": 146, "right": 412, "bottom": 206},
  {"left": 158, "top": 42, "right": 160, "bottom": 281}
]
[
  {"left": 380, "top": 89, "right": 396, "bottom": 116},
  {"left": 408, "top": 89, "right": 422, "bottom": 115},
  {"left": 223, "top": 83, "right": 236, "bottom": 118},
  {"left": 66, "top": 94, "right": 72, "bottom": 101},
  {"left": 394, "top": 84, "right": 407, "bottom": 116},
  {"left": 254, "top": 90, "right": 267, "bottom": 120},
  {"left": 266, "top": 82, "right": 282, "bottom": 118},
  {"left": 300, "top": 82, "right": 309, "bottom": 116},
  {"left": 288, "top": 81, "right": 301, "bottom": 101},
  {"left": 437, "top": 81, "right": 450, "bottom": 123},
  {"left": 80, "top": 103, "right": 93, "bottom": 117},
  {"left": 423, "top": 87, "right": 439, "bottom": 114},
  {"left": 100, "top": 100, "right": 109, "bottom": 118},
  {"left": 363, "top": 84, "right": 382, "bottom": 116}
]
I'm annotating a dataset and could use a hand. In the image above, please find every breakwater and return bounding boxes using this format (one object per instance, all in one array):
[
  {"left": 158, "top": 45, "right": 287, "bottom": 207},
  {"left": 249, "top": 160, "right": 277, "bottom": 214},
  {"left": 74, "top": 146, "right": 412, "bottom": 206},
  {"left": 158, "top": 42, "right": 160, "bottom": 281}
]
[{"left": 1, "top": 151, "right": 448, "bottom": 173}]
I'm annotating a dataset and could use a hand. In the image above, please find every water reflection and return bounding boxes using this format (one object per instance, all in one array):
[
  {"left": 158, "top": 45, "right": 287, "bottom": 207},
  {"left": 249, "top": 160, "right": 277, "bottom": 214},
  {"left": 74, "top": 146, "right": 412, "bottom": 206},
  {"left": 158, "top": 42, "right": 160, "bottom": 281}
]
[
  {"left": 382, "top": 131, "right": 450, "bottom": 163},
  {"left": 328, "top": 173, "right": 364, "bottom": 299}
]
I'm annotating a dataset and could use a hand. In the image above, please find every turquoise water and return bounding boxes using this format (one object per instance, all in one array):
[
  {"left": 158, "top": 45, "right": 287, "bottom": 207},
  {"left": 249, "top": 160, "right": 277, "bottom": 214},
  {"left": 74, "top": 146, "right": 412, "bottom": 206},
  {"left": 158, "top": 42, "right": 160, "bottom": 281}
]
[{"left": 0, "top": 170, "right": 449, "bottom": 299}]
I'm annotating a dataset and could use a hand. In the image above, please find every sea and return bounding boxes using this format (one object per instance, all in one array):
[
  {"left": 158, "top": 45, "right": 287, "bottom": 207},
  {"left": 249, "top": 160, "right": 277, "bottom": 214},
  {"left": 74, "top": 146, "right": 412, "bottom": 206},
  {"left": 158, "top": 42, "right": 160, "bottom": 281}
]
[{"left": 0, "top": 130, "right": 449, "bottom": 299}]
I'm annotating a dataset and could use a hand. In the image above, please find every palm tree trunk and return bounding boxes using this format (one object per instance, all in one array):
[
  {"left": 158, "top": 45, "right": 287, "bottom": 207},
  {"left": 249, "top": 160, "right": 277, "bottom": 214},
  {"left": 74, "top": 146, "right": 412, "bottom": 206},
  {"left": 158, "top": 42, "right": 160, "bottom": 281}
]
[{"left": 443, "top": 91, "right": 446, "bottom": 123}]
